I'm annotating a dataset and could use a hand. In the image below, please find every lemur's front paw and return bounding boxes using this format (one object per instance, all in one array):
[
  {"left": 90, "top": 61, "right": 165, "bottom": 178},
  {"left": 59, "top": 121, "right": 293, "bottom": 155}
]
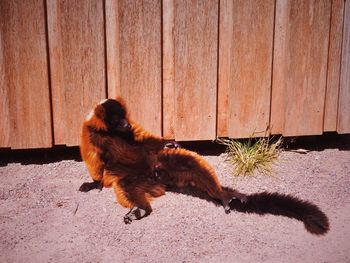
[
  {"left": 123, "top": 215, "right": 133, "bottom": 224},
  {"left": 164, "top": 141, "right": 180, "bottom": 149}
]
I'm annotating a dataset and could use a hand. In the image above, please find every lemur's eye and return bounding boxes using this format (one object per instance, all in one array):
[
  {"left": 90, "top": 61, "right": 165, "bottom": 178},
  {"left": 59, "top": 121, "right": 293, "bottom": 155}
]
[{"left": 119, "top": 119, "right": 131, "bottom": 129}]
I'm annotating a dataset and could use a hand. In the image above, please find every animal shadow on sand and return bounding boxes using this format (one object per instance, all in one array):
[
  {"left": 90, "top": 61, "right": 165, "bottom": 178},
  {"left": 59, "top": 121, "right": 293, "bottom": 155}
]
[{"left": 168, "top": 185, "right": 329, "bottom": 235}]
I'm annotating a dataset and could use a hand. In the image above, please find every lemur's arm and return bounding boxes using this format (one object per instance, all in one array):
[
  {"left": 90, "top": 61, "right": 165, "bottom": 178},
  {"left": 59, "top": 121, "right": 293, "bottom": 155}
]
[{"left": 130, "top": 120, "right": 180, "bottom": 151}]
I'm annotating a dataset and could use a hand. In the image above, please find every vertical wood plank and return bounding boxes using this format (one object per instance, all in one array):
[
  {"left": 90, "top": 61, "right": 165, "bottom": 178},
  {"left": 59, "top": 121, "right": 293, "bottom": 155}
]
[
  {"left": 324, "top": 0, "right": 344, "bottom": 132},
  {"left": 173, "top": 0, "right": 218, "bottom": 140},
  {"left": 162, "top": 0, "right": 175, "bottom": 139},
  {"left": 271, "top": 0, "right": 331, "bottom": 136},
  {"left": 0, "top": 23, "right": 10, "bottom": 148},
  {"left": 338, "top": 0, "right": 350, "bottom": 133},
  {"left": 218, "top": 0, "right": 275, "bottom": 138},
  {"left": 105, "top": 0, "right": 120, "bottom": 99},
  {"left": 106, "top": 0, "right": 162, "bottom": 136},
  {"left": 47, "top": 0, "right": 106, "bottom": 146},
  {"left": 0, "top": 0, "right": 52, "bottom": 149}
]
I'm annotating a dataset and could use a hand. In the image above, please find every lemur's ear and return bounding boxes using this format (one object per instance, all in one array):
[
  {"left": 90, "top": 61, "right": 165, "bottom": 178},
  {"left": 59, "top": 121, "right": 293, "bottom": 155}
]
[
  {"left": 115, "top": 96, "right": 130, "bottom": 119},
  {"left": 116, "top": 96, "right": 127, "bottom": 108},
  {"left": 94, "top": 104, "right": 105, "bottom": 120}
]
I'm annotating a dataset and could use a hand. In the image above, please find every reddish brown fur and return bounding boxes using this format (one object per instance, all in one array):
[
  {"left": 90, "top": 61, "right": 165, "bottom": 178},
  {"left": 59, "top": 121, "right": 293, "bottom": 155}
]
[
  {"left": 79, "top": 98, "right": 329, "bottom": 234},
  {"left": 79, "top": 97, "right": 243, "bottom": 222},
  {"left": 80, "top": 98, "right": 166, "bottom": 214},
  {"left": 154, "top": 148, "right": 247, "bottom": 211}
]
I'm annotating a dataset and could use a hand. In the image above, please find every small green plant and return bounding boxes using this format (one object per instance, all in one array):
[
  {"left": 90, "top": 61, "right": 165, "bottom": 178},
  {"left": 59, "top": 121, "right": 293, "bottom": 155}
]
[{"left": 216, "top": 135, "right": 282, "bottom": 176}]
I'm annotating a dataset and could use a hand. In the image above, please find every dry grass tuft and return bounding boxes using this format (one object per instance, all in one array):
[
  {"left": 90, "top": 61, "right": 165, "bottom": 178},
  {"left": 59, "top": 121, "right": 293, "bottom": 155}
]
[{"left": 216, "top": 136, "right": 282, "bottom": 176}]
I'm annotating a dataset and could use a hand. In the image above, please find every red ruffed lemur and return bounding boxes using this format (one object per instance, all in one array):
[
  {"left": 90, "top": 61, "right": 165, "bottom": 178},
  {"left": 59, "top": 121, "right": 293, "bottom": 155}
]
[{"left": 80, "top": 98, "right": 329, "bottom": 235}]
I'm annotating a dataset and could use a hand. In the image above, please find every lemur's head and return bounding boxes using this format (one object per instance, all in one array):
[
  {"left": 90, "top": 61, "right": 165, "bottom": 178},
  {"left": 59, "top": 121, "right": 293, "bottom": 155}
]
[{"left": 85, "top": 98, "right": 131, "bottom": 133}]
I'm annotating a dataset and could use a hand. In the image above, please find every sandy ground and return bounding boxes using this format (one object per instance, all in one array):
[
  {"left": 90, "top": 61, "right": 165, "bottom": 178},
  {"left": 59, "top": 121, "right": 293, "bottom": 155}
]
[{"left": 0, "top": 136, "right": 350, "bottom": 263}]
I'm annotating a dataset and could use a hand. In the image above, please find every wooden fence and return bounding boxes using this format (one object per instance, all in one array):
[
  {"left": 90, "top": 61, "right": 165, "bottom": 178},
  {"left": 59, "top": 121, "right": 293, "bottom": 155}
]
[{"left": 0, "top": 0, "right": 349, "bottom": 149}]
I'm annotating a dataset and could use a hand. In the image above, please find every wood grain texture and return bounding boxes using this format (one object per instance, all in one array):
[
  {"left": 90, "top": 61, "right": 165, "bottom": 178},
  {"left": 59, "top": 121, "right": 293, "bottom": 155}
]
[
  {"left": 324, "top": 0, "right": 344, "bottom": 132},
  {"left": 47, "top": 0, "right": 106, "bottom": 146},
  {"left": 106, "top": 0, "right": 162, "bottom": 136},
  {"left": 105, "top": 0, "right": 120, "bottom": 99},
  {"left": 0, "top": 0, "right": 52, "bottom": 149},
  {"left": 338, "top": 0, "right": 350, "bottom": 133},
  {"left": 271, "top": 0, "right": 331, "bottom": 136},
  {"left": 173, "top": 0, "right": 218, "bottom": 140},
  {"left": 218, "top": 0, "right": 275, "bottom": 138},
  {"left": 162, "top": 0, "right": 175, "bottom": 139},
  {"left": 0, "top": 20, "right": 10, "bottom": 148}
]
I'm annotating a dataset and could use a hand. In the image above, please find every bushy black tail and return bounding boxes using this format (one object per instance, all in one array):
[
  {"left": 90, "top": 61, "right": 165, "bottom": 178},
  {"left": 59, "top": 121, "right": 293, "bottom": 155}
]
[{"left": 227, "top": 190, "right": 330, "bottom": 235}]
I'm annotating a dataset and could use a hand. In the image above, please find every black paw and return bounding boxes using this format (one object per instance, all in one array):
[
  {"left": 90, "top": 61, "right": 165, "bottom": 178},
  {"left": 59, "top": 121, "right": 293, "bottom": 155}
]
[
  {"left": 229, "top": 192, "right": 248, "bottom": 204},
  {"left": 124, "top": 215, "right": 133, "bottom": 224},
  {"left": 230, "top": 196, "right": 248, "bottom": 204},
  {"left": 164, "top": 141, "right": 180, "bottom": 149}
]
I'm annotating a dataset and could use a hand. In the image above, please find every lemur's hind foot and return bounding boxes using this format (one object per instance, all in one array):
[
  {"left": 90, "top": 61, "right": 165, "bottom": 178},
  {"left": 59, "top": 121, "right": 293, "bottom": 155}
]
[
  {"left": 124, "top": 206, "right": 152, "bottom": 224},
  {"left": 221, "top": 188, "right": 248, "bottom": 214}
]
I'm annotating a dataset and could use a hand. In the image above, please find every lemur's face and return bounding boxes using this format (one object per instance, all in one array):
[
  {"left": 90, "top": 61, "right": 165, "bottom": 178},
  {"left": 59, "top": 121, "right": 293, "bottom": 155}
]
[{"left": 95, "top": 99, "right": 131, "bottom": 133}]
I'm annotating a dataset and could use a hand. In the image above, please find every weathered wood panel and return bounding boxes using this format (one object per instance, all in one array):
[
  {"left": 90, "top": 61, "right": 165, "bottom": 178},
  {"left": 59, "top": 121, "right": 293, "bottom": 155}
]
[
  {"left": 105, "top": 0, "right": 120, "bottom": 100},
  {"left": 271, "top": 0, "right": 331, "bottom": 136},
  {"left": 47, "top": 0, "right": 106, "bottom": 146},
  {"left": 106, "top": 0, "right": 162, "bottom": 136},
  {"left": 0, "top": 1, "right": 348, "bottom": 149},
  {"left": 338, "top": 0, "right": 350, "bottom": 133},
  {"left": 162, "top": 0, "right": 175, "bottom": 139},
  {"left": 0, "top": 23, "right": 10, "bottom": 148},
  {"left": 324, "top": 0, "right": 344, "bottom": 132},
  {"left": 0, "top": 0, "right": 52, "bottom": 149},
  {"left": 172, "top": 0, "right": 218, "bottom": 140},
  {"left": 218, "top": 0, "right": 275, "bottom": 138}
]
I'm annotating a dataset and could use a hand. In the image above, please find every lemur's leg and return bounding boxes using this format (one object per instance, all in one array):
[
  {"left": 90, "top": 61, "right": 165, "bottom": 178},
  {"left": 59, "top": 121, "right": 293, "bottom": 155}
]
[{"left": 123, "top": 191, "right": 153, "bottom": 224}]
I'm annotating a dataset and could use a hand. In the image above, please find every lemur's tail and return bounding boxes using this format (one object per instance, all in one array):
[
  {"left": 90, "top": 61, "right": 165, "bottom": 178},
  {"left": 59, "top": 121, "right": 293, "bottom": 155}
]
[{"left": 225, "top": 188, "right": 329, "bottom": 235}]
